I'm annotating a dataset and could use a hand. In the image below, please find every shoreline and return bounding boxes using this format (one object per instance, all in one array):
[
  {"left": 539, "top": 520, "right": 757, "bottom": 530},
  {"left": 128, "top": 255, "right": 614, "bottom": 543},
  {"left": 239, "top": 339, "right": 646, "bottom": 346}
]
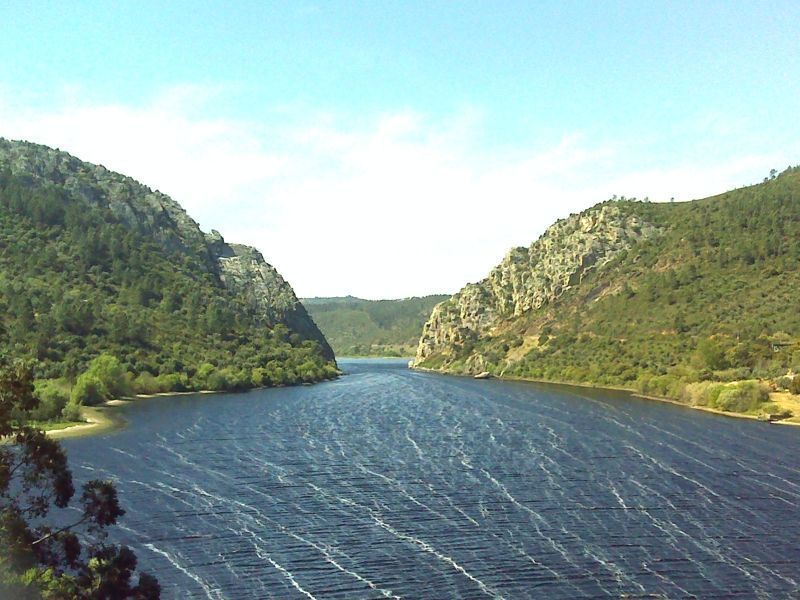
[
  {"left": 411, "top": 366, "right": 800, "bottom": 427},
  {"left": 630, "top": 391, "right": 800, "bottom": 427},
  {"left": 45, "top": 372, "right": 341, "bottom": 439},
  {"left": 46, "top": 404, "right": 128, "bottom": 439},
  {"left": 45, "top": 390, "right": 218, "bottom": 440}
]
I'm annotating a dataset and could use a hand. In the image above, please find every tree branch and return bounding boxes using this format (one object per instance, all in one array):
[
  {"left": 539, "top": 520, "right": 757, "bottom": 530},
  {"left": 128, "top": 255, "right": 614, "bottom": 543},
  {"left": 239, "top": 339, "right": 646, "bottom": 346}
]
[{"left": 32, "top": 515, "right": 88, "bottom": 546}]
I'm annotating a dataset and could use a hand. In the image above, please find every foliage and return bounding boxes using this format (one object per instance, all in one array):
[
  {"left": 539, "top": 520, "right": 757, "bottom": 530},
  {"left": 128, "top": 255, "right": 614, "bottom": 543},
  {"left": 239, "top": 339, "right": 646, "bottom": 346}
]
[
  {"left": 69, "top": 355, "right": 132, "bottom": 407},
  {"left": 419, "top": 167, "right": 800, "bottom": 415},
  {"left": 29, "top": 380, "right": 71, "bottom": 422},
  {"left": 0, "top": 167, "right": 336, "bottom": 407},
  {"left": 303, "top": 295, "right": 449, "bottom": 357},
  {"left": 70, "top": 374, "right": 107, "bottom": 407},
  {"left": 714, "top": 381, "right": 770, "bottom": 413},
  {"left": 84, "top": 355, "right": 131, "bottom": 400},
  {"left": 658, "top": 379, "right": 769, "bottom": 413},
  {"left": 0, "top": 357, "right": 159, "bottom": 598}
]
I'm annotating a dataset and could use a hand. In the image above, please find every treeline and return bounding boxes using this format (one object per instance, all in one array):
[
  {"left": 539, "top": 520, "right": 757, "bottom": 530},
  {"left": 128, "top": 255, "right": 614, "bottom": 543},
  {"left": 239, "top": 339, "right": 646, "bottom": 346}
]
[
  {"left": 23, "top": 350, "right": 337, "bottom": 425},
  {"left": 303, "top": 295, "right": 449, "bottom": 356},
  {"left": 0, "top": 169, "right": 336, "bottom": 424}
]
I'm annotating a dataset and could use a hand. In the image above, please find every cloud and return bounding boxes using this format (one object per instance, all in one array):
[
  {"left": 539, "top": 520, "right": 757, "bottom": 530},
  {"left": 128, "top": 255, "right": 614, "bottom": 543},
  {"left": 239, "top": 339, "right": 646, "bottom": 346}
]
[{"left": 0, "top": 86, "right": 793, "bottom": 299}]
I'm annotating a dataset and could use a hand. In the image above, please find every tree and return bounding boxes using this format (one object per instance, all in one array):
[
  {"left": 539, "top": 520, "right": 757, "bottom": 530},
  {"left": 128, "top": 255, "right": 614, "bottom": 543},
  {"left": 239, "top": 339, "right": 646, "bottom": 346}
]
[
  {"left": 83, "top": 354, "right": 131, "bottom": 399},
  {"left": 71, "top": 354, "right": 132, "bottom": 406},
  {"left": 0, "top": 357, "right": 159, "bottom": 598},
  {"left": 692, "top": 338, "right": 729, "bottom": 371}
]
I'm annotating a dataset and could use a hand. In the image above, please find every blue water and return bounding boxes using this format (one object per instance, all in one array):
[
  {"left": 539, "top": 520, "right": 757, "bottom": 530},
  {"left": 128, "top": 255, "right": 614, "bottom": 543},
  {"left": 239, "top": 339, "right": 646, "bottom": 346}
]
[{"left": 62, "top": 359, "right": 800, "bottom": 598}]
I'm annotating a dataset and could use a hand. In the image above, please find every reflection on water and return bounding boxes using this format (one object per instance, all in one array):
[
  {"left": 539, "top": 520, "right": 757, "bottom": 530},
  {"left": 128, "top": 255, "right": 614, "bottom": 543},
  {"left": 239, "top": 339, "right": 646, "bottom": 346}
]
[{"left": 63, "top": 359, "right": 800, "bottom": 598}]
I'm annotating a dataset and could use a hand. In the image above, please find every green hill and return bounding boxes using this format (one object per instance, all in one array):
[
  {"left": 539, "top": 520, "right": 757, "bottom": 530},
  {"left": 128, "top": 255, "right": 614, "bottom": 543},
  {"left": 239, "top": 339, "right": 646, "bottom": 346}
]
[
  {"left": 414, "top": 168, "right": 800, "bottom": 419},
  {"left": 0, "top": 138, "right": 337, "bottom": 422},
  {"left": 303, "top": 295, "right": 449, "bottom": 357}
]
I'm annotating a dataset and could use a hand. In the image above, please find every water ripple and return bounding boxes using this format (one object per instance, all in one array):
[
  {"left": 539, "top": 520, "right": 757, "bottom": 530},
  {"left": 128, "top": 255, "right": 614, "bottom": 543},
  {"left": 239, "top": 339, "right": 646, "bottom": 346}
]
[{"left": 63, "top": 359, "right": 800, "bottom": 599}]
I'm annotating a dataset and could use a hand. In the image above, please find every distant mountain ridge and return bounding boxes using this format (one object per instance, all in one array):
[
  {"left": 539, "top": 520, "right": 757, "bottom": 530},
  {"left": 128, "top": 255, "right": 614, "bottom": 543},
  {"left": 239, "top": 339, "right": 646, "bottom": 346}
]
[
  {"left": 0, "top": 138, "right": 335, "bottom": 396},
  {"left": 413, "top": 169, "right": 800, "bottom": 415},
  {"left": 303, "top": 295, "right": 449, "bottom": 357}
]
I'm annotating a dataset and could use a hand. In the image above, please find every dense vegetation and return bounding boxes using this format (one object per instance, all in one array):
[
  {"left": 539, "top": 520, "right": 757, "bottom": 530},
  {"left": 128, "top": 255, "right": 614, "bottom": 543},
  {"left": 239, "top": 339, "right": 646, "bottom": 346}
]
[
  {"left": 0, "top": 165, "right": 336, "bottom": 424},
  {"left": 1, "top": 358, "right": 159, "bottom": 598},
  {"left": 303, "top": 295, "right": 449, "bottom": 356},
  {"left": 418, "top": 168, "right": 800, "bottom": 418}
]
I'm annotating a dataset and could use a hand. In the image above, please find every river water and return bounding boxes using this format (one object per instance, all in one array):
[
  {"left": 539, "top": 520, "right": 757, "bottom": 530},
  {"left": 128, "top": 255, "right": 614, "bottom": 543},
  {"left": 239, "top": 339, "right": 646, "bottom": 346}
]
[{"left": 62, "top": 359, "right": 800, "bottom": 598}]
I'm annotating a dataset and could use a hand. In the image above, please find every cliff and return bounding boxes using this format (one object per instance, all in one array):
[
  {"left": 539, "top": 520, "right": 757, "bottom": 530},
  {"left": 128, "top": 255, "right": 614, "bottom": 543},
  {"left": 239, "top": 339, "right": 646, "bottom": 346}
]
[
  {"left": 218, "top": 243, "right": 332, "bottom": 356},
  {"left": 415, "top": 203, "right": 659, "bottom": 366}
]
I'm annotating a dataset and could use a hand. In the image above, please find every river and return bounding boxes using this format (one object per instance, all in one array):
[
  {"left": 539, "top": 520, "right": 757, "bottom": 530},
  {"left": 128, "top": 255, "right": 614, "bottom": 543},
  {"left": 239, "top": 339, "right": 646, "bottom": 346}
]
[{"left": 62, "top": 359, "right": 800, "bottom": 598}]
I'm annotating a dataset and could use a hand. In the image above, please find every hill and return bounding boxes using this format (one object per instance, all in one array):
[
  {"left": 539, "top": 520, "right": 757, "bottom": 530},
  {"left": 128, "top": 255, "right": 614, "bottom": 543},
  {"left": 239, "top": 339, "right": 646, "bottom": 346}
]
[
  {"left": 303, "top": 295, "right": 449, "bottom": 357},
  {"left": 0, "top": 138, "right": 337, "bottom": 421},
  {"left": 413, "top": 168, "right": 800, "bottom": 419}
]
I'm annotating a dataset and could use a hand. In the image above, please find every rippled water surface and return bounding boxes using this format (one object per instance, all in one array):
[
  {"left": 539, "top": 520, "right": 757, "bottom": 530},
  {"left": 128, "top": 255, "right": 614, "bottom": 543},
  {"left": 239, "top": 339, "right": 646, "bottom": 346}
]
[{"left": 63, "top": 359, "right": 800, "bottom": 598}]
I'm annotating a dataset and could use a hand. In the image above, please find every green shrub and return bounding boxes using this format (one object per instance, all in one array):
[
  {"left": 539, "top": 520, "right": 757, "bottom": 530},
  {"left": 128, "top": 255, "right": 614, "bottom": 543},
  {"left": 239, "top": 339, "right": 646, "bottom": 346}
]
[
  {"left": 133, "top": 372, "right": 160, "bottom": 394},
  {"left": 206, "top": 370, "right": 228, "bottom": 391},
  {"left": 84, "top": 354, "right": 131, "bottom": 398},
  {"left": 251, "top": 367, "right": 267, "bottom": 387},
  {"left": 680, "top": 381, "right": 724, "bottom": 407},
  {"left": 193, "top": 363, "right": 216, "bottom": 390},
  {"left": 636, "top": 375, "right": 652, "bottom": 394},
  {"left": 714, "top": 367, "right": 753, "bottom": 382},
  {"left": 70, "top": 373, "right": 106, "bottom": 406},
  {"left": 790, "top": 377, "right": 800, "bottom": 395},
  {"left": 693, "top": 338, "right": 730, "bottom": 371},
  {"left": 31, "top": 379, "right": 71, "bottom": 421},
  {"left": 791, "top": 352, "right": 800, "bottom": 372},
  {"left": 62, "top": 400, "right": 83, "bottom": 421},
  {"left": 155, "top": 373, "right": 187, "bottom": 392},
  {"left": 642, "top": 374, "right": 681, "bottom": 397},
  {"left": 714, "top": 380, "right": 770, "bottom": 413}
]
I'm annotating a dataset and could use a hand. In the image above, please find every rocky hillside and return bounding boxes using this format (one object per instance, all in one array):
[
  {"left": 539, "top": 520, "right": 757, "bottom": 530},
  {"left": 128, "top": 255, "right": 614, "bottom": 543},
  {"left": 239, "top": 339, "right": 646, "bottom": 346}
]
[
  {"left": 415, "top": 203, "right": 659, "bottom": 366},
  {"left": 0, "top": 138, "right": 335, "bottom": 402},
  {"left": 414, "top": 168, "right": 800, "bottom": 407},
  {"left": 303, "top": 295, "right": 449, "bottom": 357}
]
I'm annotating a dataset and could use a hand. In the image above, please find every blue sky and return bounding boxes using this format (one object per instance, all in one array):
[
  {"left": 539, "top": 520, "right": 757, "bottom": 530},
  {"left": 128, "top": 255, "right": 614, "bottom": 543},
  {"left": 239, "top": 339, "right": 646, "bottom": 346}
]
[{"left": 2, "top": 1, "right": 800, "bottom": 298}]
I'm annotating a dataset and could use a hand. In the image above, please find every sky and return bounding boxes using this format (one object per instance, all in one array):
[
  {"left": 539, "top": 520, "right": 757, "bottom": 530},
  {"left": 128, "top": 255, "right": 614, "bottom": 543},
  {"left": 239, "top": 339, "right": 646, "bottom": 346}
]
[{"left": 2, "top": 1, "right": 800, "bottom": 299}]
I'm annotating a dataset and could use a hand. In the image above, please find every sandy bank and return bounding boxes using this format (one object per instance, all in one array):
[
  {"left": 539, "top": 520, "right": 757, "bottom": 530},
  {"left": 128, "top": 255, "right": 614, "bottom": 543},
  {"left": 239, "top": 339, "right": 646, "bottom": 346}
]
[
  {"left": 45, "top": 390, "right": 216, "bottom": 439},
  {"left": 47, "top": 405, "right": 127, "bottom": 439}
]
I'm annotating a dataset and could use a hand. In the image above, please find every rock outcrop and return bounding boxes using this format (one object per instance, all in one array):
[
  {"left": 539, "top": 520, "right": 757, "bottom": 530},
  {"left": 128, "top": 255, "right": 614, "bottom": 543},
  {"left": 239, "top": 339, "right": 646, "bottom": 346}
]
[
  {"left": 218, "top": 244, "right": 333, "bottom": 358},
  {"left": 414, "top": 202, "right": 659, "bottom": 368}
]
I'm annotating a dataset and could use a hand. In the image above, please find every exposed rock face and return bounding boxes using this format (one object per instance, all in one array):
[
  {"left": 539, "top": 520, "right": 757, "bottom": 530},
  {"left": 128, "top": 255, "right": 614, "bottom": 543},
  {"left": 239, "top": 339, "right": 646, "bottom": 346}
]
[
  {"left": 0, "top": 138, "right": 333, "bottom": 360},
  {"left": 218, "top": 244, "right": 333, "bottom": 359},
  {"left": 414, "top": 202, "right": 659, "bottom": 368}
]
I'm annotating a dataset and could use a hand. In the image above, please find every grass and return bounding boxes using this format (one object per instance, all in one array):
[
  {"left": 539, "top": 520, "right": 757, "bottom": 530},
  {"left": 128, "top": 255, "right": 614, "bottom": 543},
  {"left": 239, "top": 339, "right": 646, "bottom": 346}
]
[{"left": 35, "top": 420, "right": 83, "bottom": 431}]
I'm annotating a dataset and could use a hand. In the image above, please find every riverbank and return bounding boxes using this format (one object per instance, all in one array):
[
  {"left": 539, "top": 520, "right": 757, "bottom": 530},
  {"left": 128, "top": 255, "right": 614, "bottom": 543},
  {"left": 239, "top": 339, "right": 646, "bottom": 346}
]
[
  {"left": 44, "top": 390, "right": 217, "bottom": 439},
  {"left": 411, "top": 365, "right": 800, "bottom": 427},
  {"left": 46, "top": 404, "right": 128, "bottom": 439},
  {"left": 43, "top": 372, "right": 344, "bottom": 439},
  {"left": 632, "top": 391, "right": 800, "bottom": 427}
]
